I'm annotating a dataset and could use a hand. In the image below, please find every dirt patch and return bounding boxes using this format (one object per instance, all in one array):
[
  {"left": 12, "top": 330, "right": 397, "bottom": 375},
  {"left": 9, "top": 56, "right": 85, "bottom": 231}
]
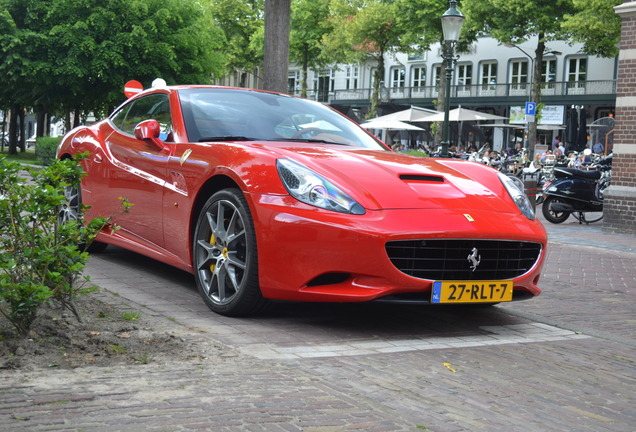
[{"left": 0, "top": 289, "right": 223, "bottom": 370}]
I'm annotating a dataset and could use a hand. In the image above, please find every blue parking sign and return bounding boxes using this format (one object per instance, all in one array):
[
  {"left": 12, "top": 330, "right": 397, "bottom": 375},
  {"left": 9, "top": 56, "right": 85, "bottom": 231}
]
[{"left": 525, "top": 102, "right": 536, "bottom": 116}]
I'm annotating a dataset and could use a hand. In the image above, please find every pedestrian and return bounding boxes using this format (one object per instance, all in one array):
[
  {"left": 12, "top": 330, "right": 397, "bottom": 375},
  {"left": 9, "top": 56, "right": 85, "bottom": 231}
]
[{"left": 593, "top": 141, "right": 604, "bottom": 154}]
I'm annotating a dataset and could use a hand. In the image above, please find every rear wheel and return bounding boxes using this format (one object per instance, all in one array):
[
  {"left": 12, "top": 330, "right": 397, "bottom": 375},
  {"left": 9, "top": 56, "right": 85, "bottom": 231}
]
[
  {"left": 58, "top": 183, "right": 108, "bottom": 252},
  {"left": 59, "top": 184, "right": 82, "bottom": 225},
  {"left": 193, "top": 189, "right": 265, "bottom": 316},
  {"left": 541, "top": 195, "right": 570, "bottom": 224}
]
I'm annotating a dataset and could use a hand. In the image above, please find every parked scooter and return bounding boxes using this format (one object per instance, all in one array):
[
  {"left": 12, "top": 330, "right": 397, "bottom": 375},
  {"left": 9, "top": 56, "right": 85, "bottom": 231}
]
[{"left": 537, "top": 154, "right": 612, "bottom": 224}]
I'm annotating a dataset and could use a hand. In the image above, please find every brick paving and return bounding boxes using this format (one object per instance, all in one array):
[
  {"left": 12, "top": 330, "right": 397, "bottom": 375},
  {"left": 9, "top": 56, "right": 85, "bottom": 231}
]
[{"left": 1, "top": 210, "right": 635, "bottom": 431}]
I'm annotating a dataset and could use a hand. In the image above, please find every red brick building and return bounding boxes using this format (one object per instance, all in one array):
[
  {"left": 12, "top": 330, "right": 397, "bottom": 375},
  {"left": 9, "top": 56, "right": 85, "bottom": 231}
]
[{"left": 607, "top": 2, "right": 636, "bottom": 234}]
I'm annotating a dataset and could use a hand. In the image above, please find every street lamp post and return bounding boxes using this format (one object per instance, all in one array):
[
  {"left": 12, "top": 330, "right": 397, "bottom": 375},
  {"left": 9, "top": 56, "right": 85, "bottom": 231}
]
[
  {"left": 504, "top": 41, "right": 561, "bottom": 154},
  {"left": 440, "top": 0, "right": 464, "bottom": 158},
  {"left": 504, "top": 43, "right": 536, "bottom": 151}
]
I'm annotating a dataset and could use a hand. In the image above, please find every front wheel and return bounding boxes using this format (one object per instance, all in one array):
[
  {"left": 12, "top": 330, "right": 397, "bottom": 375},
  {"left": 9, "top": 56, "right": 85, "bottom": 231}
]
[
  {"left": 573, "top": 211, "right": 604, "bottom": 224},
  {"left": 541, "top": 195, "right": 570, "bottom": 224},
  {"left": 193, "top": 189, "right": 266, "bottom": 316}
]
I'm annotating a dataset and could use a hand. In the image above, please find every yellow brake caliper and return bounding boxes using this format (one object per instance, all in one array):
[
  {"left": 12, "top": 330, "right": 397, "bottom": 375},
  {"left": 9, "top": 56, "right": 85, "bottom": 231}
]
[
  {"left": 209, "top": 234, "right": 216, "bottom": 272},
  {"left": 209, "top": 234, "right": 228, "bottom": 272}
]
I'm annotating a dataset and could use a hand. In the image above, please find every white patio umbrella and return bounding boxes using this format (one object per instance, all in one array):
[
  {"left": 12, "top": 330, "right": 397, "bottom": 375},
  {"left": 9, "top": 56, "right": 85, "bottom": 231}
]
[
  {"left": 360, "top": 119, "right": 425, "bottom": 130},
  {"left": 423, "top": 107, "right": 507, "bottom": 122},
  {"left": 373, "top": 106, "right": 440, "bottom": 122}
]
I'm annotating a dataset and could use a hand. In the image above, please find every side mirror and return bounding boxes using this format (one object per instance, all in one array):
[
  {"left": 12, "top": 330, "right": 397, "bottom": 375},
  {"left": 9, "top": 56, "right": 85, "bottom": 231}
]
[{"left": 134, "top": 120, "right": 165, "bottom": 150}]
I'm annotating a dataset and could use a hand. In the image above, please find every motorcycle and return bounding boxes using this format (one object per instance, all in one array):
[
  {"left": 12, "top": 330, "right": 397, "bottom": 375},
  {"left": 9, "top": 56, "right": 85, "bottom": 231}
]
[{"left": 537, "top": 154, "right": 612, "bottom": 224}]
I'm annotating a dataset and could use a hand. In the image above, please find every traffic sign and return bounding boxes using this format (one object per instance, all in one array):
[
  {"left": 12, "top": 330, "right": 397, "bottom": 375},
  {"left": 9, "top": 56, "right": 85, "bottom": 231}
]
[
  {"left": 525, "top": 102, "right": 537, "bottom": 116},
  {"left": 124, "top": 80, "right": 144, "bottom": 98}
]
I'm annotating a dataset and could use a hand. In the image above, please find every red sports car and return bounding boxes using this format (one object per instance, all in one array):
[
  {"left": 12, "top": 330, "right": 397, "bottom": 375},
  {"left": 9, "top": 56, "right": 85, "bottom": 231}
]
[{"left": 57, "top": 85, "right": 547, "bottom": 316}]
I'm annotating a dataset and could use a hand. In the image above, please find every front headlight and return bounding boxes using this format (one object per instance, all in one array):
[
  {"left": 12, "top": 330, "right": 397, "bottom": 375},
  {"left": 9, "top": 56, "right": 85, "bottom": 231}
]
[
  {"left": 497, "top": 172, "right": 535, "bottom": 220},
  {"left": 276, "top": 159, "right": 365, "bottom": 215}
]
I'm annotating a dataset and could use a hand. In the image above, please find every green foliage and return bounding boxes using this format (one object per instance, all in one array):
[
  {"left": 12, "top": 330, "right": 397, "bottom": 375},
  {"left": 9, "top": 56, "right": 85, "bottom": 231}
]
[
  {"left": 322, "top": 0, "right": 451, "bottom": 117},
  {"left": 0, "top": 0, "right": 227, "bottom": 117},
  {"left": 0, "top": 156, "right": 122, "bottom": 337},
  {"left": 34, "top": 136, "right": 62, "bottom": 166},
  {"left": 461, "top": 0, "right": 620, "bottom": 58},
  {"left": 289, "top": 0, "right": 331, "bottom": 96},
  {"left": 209, "top": 0, "right": 263, "bottom": 83},
  {"left": 561, "top": 0, "right": 622, "bottom": 58},
  {"left": 462, "top": 0, "right": 575, "bottom": 43}
]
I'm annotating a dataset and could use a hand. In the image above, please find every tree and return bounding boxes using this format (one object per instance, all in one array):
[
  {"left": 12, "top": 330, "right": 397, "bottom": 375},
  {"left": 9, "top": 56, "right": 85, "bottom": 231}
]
[
  {"left": 562, "top": 0, "right": 622, "bottom": 58},
  {"left": 0, "top": 0, "right": 227, "bottom": 140},
  {"left": 322, "top": 0, "right": 449, "bottom": 118},
  {"left": 209, "top": 0, "right": 264, "bottom": 88},
  {"left": 263, "top": 0, "right": 291, "bottom": 93},
  {"left": 0, "top": 0, "right": 50, "bottom": 154},
  {"left": 461, "top": 0, "right": 621, "bottom": 151},
  {"left": 45, "top": 0, "right": 227, "bottom": 119},
  {"left": 289, "top": 0, "right": 331, "bottom": 97}
]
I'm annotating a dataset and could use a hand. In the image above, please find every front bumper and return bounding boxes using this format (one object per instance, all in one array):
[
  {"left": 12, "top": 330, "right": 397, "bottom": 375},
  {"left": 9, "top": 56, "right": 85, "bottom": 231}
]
[{"left": 251, "top": 194, "right": 548, "bottom": 303}]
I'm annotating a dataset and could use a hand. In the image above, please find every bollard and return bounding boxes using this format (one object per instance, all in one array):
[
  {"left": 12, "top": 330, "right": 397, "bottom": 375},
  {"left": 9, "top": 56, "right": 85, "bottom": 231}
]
[{"left": 524, "top": 178, "right": 539, "bottom": 211}]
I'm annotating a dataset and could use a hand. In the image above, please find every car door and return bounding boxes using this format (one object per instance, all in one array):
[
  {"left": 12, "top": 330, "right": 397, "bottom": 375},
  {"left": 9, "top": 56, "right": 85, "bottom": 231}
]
[{"left": 102, "top": 93, "right": 173, "bottom": 248}]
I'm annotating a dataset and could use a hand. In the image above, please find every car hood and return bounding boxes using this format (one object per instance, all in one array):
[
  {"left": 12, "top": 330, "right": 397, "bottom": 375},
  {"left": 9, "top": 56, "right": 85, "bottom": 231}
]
[{"left": 259, "top": 143, "right": 515, "bottom": 212}]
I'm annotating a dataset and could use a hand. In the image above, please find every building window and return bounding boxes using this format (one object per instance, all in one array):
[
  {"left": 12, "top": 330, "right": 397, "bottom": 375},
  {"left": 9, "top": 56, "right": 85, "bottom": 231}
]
[
  {"left": 346, "top": 66, "right": 359, "bottom": 90},
  {"left": 480, "top": 62, "right": 497, "bottom": 90},
  {"left": 542, "top": 59, "right": 557, "bottom": 83},
  {"left": 390, "top": 68, "right": 405, "bottom": 88},
  {"left": 511, "top": 60, "right": 529, "bottom": 86},
  {"left": 509, "top": 60, "right": 530, "bottom": 97},
  {"left": 567, "top": 57, "right": 587, "bottom": 82},
  {"left": 314, "top": 69, "right": 335, "bottom": 102},
  {"left": 433, "top": 65, "right": 442, "bottom": 87},
  {"left": 457, "top": 64, "right": 472, "bottom": 89},
  {"left": 567, "top": 57, "right": 587, "bottom": 94},
  {"left": 288, "top": 71, "right": 300, "bottom": 95},
  {"left": 412, "top": 66, "right": 426, "bottom": 88}
]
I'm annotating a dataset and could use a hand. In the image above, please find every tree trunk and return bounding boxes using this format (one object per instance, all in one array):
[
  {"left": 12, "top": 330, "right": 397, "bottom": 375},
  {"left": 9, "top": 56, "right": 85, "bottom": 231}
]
[
  {"left": 18, "top": 108, "right": 25, "bottom": 152},
  {"left": 263, "top": 0, "right": 291, "bottom": 93},
  {"left": 301, "top": 44, "right": 309, "bottom": 98},
  {"left": 8, "top": 107, "right": 18, "bottom": 155},
  {"left": 73, "top": 109, "right": 81, "bottom": 128},
  {"left": 1, "top": 110, "right": 7, "bottom": 153},
  {"left": 36, "top": 104, "right": 46, "bottom": 138},
  {"left": 529, "top": 34, "right": 546, "bottom": 154},
  {"left": 64, "top": 109, "right": 71, "bottom": 132},
  {"left": 368, "top": 52, "right": 386, "bottom": 119},
  {"left": 45, "top": 111, "right": 51, "bottom": 136}
]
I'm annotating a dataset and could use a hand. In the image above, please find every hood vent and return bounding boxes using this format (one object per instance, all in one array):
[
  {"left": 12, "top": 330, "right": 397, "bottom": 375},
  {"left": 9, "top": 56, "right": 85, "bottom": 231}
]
[{"left": 400, "top": 174, "right": 445, "bottom": 183}]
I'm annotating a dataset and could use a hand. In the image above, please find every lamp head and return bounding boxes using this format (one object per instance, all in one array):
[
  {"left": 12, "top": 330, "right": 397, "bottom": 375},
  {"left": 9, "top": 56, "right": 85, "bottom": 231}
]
[{"left": 441, "top": 0, "right": 465, "bottom": 43}]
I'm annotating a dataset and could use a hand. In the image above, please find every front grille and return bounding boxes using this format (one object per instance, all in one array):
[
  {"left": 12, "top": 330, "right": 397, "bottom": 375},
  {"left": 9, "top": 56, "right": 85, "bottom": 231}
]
[{"left": 386, "top": 239, "right": 542, "bottom": 281}]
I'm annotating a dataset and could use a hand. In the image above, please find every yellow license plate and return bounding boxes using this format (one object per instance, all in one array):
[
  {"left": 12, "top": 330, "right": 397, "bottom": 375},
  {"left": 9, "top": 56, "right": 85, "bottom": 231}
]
[{"left": 432, "top": 280, "right": 513, "bottom": 304}]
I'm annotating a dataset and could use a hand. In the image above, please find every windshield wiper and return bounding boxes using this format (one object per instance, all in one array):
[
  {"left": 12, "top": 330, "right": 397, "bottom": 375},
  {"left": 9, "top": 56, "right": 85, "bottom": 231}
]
[
  {"left": 198, "top": 136, "right": 256, "bottom": 142},
  {"left": 273, "top": 138, "right": 349, "bottom": 145}
]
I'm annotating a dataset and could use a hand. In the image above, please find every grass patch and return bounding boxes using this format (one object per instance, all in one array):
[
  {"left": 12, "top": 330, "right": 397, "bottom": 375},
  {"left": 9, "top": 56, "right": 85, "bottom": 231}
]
[
  {"left": 1, "top": 148, "right": 38, "bottom": 163},
  {"left": 111, "top": 344, "right": 127, "bottom": 354},
  {"left": 121, "top": 311, "right": 141, "bottom": 321},
  {"left": 404, "top": 150, "right": 428, "bottom": 157}
]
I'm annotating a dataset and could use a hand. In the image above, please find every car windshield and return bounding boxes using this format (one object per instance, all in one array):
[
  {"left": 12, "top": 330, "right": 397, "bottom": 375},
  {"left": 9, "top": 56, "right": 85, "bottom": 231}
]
[{"left": 178, "top": 88, "right": 385, "bottom": 150}]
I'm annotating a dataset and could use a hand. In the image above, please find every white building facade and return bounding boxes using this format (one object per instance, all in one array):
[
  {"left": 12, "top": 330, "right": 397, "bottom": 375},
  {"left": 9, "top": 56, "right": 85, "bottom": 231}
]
[{"left": 215, "top": 35, "right": 616, "bottom": 151}]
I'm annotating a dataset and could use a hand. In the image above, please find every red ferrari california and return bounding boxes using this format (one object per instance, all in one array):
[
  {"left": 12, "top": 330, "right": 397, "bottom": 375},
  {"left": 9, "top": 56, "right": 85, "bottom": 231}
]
[{"left": 57, "top": 84, "right": 547, "bottom": 316}]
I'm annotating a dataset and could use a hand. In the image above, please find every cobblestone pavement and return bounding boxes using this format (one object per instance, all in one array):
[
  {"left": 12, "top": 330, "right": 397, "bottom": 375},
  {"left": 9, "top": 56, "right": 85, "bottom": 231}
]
[{"left": 1, "top": 210, "right": 635, "bottom": 431}]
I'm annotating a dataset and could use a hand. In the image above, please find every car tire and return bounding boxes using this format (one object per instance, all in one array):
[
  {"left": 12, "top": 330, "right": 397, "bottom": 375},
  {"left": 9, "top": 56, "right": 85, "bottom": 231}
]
[
  {"left": 193, "top": 188, "right": 266, "bottom": 316},
  {"left": 59, "top": 183, "right": 108, "bottom": 253},
  {"left": 541, "top": 195, "right": 570, "bottom": 224}
]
